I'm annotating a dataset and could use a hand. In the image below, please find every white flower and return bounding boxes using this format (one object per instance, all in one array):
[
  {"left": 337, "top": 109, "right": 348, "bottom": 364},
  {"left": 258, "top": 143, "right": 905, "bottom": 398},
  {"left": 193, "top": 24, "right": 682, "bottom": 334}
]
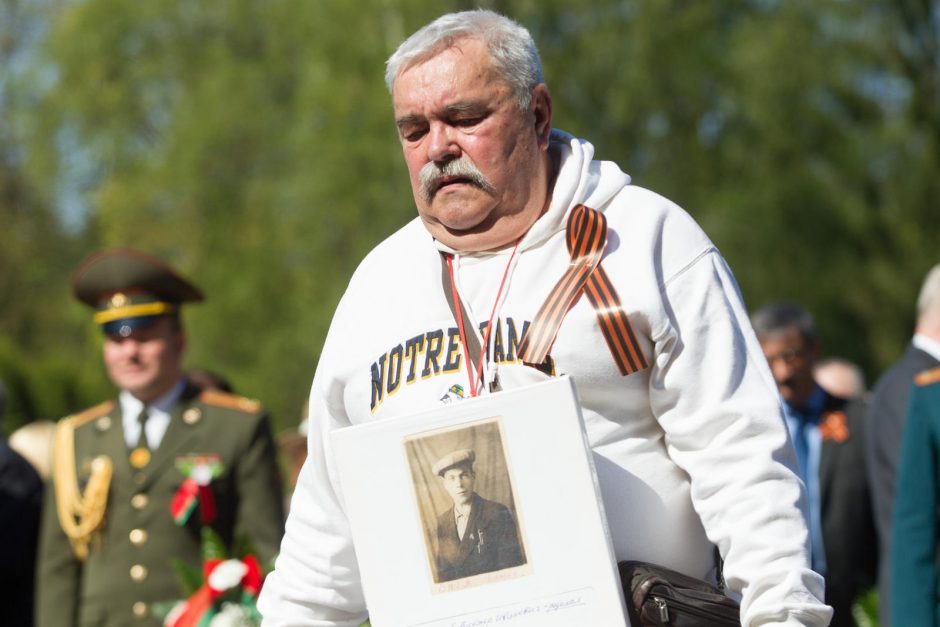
[
  {"left": 207, "top": 602, "right": 256, "bottom": 627},
  {"left": 207, "top": 559, "right": 249, "bottom": 592},
  {"left": 192, "top": 463, "right": 214, "bottom": 486}
]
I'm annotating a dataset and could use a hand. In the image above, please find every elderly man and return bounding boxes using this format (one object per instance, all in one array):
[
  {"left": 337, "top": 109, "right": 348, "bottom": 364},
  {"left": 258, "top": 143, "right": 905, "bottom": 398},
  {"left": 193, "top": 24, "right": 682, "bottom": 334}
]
[
  {"left": 37, "top": 248, "right": 285, "bottom": 627},
  {"left": 259, "top": 10, "right": 830, "bottom": 626},
  {"left": 431, "top": 449, "right": 523, "bottom": 583}
]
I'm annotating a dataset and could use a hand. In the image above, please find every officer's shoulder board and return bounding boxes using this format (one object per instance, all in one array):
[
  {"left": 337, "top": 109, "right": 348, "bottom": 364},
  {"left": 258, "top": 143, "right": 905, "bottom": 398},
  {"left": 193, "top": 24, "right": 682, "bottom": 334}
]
[
  {"left": 914, "top": 366, "right": 940, "bottom": 388},
  {"left": 199, "top": 389, "right": 262, "bottom": 414},
  {"left": 62, "top": 400, "right": 116, "bottom": 429}
]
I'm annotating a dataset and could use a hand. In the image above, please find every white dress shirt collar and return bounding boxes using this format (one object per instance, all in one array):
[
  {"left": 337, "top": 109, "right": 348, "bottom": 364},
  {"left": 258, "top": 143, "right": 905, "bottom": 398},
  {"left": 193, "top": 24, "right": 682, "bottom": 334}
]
[{"left": 119, "top": 377, "right": 187, "bottom": 450}]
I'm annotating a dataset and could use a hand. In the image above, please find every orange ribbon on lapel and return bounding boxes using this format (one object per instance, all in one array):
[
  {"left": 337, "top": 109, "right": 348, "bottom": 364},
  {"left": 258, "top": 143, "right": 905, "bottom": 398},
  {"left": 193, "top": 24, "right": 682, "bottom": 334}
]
[{"left": 519, "top": 204, "right": 649, "bottom": 376}]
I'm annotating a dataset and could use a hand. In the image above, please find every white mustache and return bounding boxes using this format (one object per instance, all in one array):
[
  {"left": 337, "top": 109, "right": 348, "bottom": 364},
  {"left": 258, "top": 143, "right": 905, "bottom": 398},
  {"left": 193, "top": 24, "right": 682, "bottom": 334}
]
[{"left": 419, "top": 158, "right": 495, "bottom": 202}]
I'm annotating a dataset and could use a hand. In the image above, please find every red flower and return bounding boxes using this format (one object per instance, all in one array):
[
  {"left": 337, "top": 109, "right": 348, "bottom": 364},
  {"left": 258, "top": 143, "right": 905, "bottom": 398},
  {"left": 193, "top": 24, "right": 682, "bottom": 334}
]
[{"left": 819, "top": 411, "right": 849, "bottom": 443}]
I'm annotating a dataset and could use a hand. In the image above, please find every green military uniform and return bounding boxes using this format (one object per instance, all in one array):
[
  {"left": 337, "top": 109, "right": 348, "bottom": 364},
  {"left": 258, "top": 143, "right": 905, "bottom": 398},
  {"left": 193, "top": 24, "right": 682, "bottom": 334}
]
[
  {"left": 890, "top": 365, "right": 940, "bottom": 626},
  {"left": 36, "top": 249, "right": 285, "bottom": 627}
]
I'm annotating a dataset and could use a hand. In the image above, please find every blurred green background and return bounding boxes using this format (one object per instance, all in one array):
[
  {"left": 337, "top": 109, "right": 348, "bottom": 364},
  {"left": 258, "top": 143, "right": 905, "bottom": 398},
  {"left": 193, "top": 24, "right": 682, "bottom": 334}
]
[{"left": 1, "top": 0, "right": 937, "bottom": 458}]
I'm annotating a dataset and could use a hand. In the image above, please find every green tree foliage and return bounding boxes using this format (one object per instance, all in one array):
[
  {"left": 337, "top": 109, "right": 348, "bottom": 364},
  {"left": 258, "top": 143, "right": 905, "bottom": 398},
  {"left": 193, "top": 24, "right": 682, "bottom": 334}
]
[{"left": 1, "top": 0, "right": 938, "bottom": 435}]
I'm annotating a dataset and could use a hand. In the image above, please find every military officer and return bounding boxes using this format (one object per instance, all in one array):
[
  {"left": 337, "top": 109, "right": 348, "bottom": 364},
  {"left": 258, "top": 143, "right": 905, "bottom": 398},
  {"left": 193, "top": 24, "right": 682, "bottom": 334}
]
[
  {"left": 891, "top": 364, "right": 940, "bottom": 626},
  {"left": 36, "top": 248, "right": 285, "bottom": 627}
]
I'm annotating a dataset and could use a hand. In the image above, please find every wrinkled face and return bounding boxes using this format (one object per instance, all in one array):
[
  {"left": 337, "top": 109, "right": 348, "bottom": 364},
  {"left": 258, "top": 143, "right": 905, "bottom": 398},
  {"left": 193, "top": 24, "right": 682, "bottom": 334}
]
[
  {"left": 759, "top": 327, "right": 819, "bottom": 407},
  {"left": 102, "top": 316, "right": 185, "bottom": 403},
  {"left": 392, "top": 37, "right": 553, "bottom": 252},
  {"left": 441, "top": 466, "right": 475, "bottom": 507}
]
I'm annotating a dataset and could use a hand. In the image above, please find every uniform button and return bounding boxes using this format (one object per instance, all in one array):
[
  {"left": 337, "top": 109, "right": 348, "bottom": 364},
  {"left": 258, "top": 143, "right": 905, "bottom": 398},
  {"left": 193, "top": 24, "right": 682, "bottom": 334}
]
[
  {"left": 130, "top": 564, "right": 148, "bottom": 582},
  {"left": 132, "top": 601, "right": 148, "bottom": 618},
  {"left": 131, "top": 493, "right": 149, "bottom": 509},
  {"left": 129, "top": 529, "right": 148, "bottom": 546}
]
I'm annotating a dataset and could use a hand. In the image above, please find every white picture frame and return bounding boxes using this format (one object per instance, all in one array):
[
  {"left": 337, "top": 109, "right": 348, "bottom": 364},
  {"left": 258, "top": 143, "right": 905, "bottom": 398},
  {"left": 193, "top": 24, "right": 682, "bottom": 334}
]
[{"left": 331, "top": 375, "right": 628, "bottom": 627}]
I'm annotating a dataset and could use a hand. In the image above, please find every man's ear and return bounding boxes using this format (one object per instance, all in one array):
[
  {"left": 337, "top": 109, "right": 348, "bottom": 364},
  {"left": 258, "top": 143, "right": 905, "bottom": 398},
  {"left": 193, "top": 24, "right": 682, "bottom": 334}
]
[
  {"left": 531, "top": 84, "right": 553, "bottom": 149},
  {"left": 176, "top": 330, "right": 188, "bottom": 355}
]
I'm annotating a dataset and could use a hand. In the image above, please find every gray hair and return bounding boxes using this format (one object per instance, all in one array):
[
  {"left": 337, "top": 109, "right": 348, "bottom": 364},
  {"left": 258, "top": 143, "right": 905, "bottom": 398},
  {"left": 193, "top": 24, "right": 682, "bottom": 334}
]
[
  {"left": 750, "top": 301, "right": 819, "bottom": 345},
  {"left": 917, "top": 263, "right": 940, "bottom": 324},
  {"left": 385, "top": 10, "right": 544, "bottom": 110}
]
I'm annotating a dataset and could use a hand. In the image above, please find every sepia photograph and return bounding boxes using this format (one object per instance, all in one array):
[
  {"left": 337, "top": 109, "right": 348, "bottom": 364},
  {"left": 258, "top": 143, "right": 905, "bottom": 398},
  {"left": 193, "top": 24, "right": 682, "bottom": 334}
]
[{"left": 404, "top": 418, "right": 528, "bottom": 589}]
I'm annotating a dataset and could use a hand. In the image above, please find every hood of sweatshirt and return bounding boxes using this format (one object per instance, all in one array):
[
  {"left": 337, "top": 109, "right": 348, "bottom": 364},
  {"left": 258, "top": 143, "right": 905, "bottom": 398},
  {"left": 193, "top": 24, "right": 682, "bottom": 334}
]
[{"left": 433, "top": 129, "right": 631, "bottom": 257}]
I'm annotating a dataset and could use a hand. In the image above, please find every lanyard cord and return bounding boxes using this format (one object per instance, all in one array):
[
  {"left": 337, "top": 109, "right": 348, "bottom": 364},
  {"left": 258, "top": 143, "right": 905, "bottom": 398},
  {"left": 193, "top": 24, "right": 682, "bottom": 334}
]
[{"left": 445, "top": 238, "right": 522, "bottom": 397}]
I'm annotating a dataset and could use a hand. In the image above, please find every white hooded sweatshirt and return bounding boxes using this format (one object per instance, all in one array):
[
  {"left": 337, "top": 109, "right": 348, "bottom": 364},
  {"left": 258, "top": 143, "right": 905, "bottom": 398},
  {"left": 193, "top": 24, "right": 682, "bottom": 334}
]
[{"left": 258, "top": 130, "right": 832, "bottom": 626}]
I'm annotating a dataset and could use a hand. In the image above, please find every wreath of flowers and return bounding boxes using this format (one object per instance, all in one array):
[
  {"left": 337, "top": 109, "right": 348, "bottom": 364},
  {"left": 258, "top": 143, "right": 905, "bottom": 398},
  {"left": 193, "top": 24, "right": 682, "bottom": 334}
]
[{"left": 153, "top": 527, "right": 264, "bottom": 627}]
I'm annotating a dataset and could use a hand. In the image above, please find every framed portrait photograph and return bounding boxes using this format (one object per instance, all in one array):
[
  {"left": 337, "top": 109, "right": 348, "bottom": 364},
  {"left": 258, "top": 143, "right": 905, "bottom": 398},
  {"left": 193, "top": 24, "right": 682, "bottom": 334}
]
[
  {"left": 404, "top": 417, "right": 530, "bottom": 591},
  {"left": 331, "top": 375, "right": 627, "bottom": 627}
]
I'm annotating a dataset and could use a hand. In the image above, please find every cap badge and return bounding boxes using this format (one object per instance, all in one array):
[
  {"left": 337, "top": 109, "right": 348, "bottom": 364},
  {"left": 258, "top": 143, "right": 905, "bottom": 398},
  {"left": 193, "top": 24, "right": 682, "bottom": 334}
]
[{"left": 109, "top": 292, "right": 128, "bottom": 308}]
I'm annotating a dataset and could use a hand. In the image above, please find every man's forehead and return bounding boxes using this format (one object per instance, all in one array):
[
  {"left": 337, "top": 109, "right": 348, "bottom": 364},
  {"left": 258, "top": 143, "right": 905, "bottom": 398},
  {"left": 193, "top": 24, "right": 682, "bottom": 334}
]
[
  {"left": 392, "top": 43, "right": 506, "bottom": 109},
  {"left": 442, "top": 466, "right": 471, "bottom": 477},
  {"left": 760, "top": 326, "right": 806, "bottom": 345},
  {"left": 397, "top": 37, "right": 486, "bottom": 82}
]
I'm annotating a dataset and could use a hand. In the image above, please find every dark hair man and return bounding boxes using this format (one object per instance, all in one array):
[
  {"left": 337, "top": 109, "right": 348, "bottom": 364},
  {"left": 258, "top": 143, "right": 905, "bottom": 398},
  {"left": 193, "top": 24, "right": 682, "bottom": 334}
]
[
  {"left": 36, "top": 248, "right": 285, "bottom": 627},
  {"left": 751, "top": 301, "right": 877, "bottom": 627},
  {"left": 259, "top": 11, "right": 830, "bottom": 626}
]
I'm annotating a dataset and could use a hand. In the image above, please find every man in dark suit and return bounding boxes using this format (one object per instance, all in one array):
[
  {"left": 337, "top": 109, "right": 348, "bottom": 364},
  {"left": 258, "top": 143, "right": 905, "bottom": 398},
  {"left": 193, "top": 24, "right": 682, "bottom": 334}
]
[
  {"left": 865, "top": 263, "right": 940, "bottom": 626},
  {"left": 431, "top": 449, "right": 524, "bottom": 583},
  {"left": 36, "top": 248, "right": 285, "bottom": 627},
  {"left": 752, "top": 302, "right": 877, "bottom": 627}
]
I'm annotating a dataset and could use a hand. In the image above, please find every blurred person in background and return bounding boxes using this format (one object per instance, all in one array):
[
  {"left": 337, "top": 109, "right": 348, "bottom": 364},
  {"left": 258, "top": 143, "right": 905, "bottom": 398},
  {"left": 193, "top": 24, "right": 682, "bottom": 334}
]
[
  {"left": 814, "top": 356, "right": 867, "bottom": 401},
  {"left": 752, "top": 301, "right": 877, "bottom": 627},
  {"left": 276, "top": 399, "right": 309, "bottom": 506},
  {"left": 890, "top": 363, "right": 940, "bottom": 625},
  {"left": 36, "top": 248, "right": 285, "bottom": 627},
  {"left": 0, "top": 377, "right": 44, "bottom": 627},
  {"left": 9, "top": 420, "right": 56, "bottom": 481},
  {"left": 865, "top": 262, "right": 940, "bottom": 626},
  {"left": 187, "top": 368, "right": 235, "bottom": 394}
]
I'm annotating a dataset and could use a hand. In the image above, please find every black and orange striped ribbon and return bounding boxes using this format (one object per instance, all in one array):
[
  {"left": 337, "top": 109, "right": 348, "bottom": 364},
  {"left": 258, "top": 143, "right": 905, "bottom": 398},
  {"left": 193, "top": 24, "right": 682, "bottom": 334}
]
[{"left": 519, "top": 204, "right": 649, "bottom": 376}]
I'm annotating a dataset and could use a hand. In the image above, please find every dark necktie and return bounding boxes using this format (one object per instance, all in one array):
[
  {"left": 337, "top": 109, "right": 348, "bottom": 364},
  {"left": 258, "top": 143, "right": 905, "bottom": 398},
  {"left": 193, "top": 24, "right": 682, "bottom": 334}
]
[
  {"left": 136, "top": 408, "right": 150, "bottom": 449},
  {"left": 130, "top": 408, "right": 151, "bottom": 468}
]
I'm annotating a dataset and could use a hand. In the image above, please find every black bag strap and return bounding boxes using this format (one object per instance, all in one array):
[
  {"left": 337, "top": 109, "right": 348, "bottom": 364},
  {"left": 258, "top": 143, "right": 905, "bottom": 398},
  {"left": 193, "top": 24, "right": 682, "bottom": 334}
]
[{"left": 715, "top": 545, "right": 726, "bottom": 591}]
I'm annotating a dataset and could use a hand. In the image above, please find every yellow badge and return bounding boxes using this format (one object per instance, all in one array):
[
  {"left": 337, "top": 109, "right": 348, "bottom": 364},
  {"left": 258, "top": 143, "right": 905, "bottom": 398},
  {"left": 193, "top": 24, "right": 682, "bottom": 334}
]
[{"left": 129, "top": 447, "right": 151, "bottom": 468}]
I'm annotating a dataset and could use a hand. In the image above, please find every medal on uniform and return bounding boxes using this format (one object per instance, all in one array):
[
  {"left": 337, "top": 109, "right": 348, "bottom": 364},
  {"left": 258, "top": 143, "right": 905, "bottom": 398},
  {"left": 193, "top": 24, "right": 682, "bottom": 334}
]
[
  {"left": 129, "top": 447, "right": 151, "bottom": 468},
  {"left": 171, "top": 454, "right": 223, "bottom": 525}
]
